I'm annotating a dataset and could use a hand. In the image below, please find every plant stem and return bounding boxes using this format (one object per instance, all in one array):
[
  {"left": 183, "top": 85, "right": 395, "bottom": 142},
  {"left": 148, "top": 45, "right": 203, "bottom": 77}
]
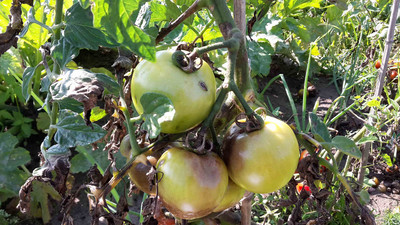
[
  {"left": 46, "top": 0, "right": 64, "bottom": 146},
  {"left": 302, "top": 45, "right": 313, "bottom": 131},
  {"left": 48, "top": 102, "right": 59, "bottom": 142}
]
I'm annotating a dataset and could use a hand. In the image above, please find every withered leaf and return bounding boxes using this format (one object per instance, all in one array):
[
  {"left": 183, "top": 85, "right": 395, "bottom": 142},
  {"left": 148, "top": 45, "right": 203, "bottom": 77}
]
[{"left": 50, "top": 69, "right": 119, "bottom": 125}]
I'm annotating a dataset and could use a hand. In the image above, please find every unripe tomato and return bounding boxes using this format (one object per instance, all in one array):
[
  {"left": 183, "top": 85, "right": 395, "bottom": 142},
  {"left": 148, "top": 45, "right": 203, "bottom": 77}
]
[
  {"left": 120, "top": 135, "right": 159, "bottom": 195},
  {"left": 131, "top": 50, "right": 216, "bottom": 134},
  {"left": 212, "top": 179, "right": 245, "bottom": 212},
  {"left": 156, "top": 147, "right": 229, "bottom": 219},
  {"left": 223, "top": 116, "right": 299, "bottom": 194}
]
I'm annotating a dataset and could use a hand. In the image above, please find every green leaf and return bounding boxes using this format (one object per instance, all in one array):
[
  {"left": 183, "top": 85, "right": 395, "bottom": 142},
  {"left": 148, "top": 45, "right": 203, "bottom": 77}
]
[
  {"left": 382, "top": 153, "right": 393, "bottom": 167},
  {"left": 92, "top": 0, "right": 156, "bottom": 61},
  {"left": 364, "top": 124, "right": 378, "bottom": 133},
  {"left": 70, "top": 145, "right": 126, "bottom": 174},
  {"left": 140, "top": 93, "right": 175, "bottom": 138},
  {"left": 64, "top": 3, "right": 118, "bottom": 50},
  {"left": 36, "top": 112, "right": 50, "bottom": 132},
  {"left": 57, "top": 98, "right": 84, "bottom": 113},
  {"left": 85, "top": 106, "right": 107, "bottom": 122},
  {"left": 79, "top": 0, "right": 91, "bottom": 9},
  {"left": 0, "top": 132, "right": 30, "bottom": 201},
  {"left": 250, "top": 16, "right": 284, "bottom": 50},
  {"left": 45, "top": 144, "right": 70, "bottom": 157},
  {"left": 309, "top": 113, "right": 331, "bottom": 142},
  {"left": 357, "top": 135, "right": 378, "bottom": 144},
  {"left": 283, "top": 0, "right": 322, "bottom": 16},
  {"left": 30, "top": 180, "right": 62, "bottom": 224},
  {"left": 53, "top": 110, "right": 106, "bottom": 147},
  {"left": 70, "top": 150, "right": 92, "bottom": 173},
  {"left": 356, "top": 189, "right": 370, "bottom": 205},
  {"left": 150, "top": 1, "right": 181, "bottom": 23},
  {"left": 21, "top": 65, "right": 40, "bottom": 102},
  {"left": 247, "top": 40, "right": 272, "bottom": 76},
  {"left": 327, "top": 136, "right": 361, "bottom": 159},
  {"left": 51, "top": 37, "right": 80, "bottom": 70}
]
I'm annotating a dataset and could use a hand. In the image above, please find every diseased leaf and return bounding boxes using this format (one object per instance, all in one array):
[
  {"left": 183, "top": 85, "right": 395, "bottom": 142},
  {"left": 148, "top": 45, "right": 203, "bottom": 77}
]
[
  {"left": 30, "top": 180, "right": 62, "bottom": 224},
  {"left": 64, "top": 3, "right": 118, "bottom": 50},
  {"left": 92, "top": 0, "right": 156, "bottom": 61},
  {"left": 140, "top": 93, "right": 175, "bottom": 138},
  {"left": 50, "top": 69, "right": 119, "bottom": 124},
  {"left": 53, "top": 110, "right": 106, "bottom": 148}
]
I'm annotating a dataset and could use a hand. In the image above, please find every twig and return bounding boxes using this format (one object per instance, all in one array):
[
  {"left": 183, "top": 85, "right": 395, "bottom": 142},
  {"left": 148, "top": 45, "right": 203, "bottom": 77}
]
[{"left": 155, "top": 0, "right": 203, "bottom": 44}]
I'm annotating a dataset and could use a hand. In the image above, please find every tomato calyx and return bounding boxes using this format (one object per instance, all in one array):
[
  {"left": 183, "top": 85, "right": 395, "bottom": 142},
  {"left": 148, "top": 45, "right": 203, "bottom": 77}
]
[
  {"left": 172, "top": 50, "right": 203, "bottom": 73},
  {"left": 184, "top": 129, "right": 214, "bottom": 155},
  {"left": 234, "top": 112, "right": 263, "bottom": 133}
]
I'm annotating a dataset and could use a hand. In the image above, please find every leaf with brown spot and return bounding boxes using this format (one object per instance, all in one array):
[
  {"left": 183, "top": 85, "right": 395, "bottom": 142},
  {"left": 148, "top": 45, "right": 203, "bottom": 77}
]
[{"left": 50, "top": 69, "right": 119, "bottom": 125}]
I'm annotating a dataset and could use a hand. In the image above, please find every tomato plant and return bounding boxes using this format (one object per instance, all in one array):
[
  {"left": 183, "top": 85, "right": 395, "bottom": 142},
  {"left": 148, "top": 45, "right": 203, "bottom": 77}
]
[
  {"left": 223, "top": 116, "right": 299, "bottom": 194},
  {"left": 156, "top": 146, "right": 229, "bottom": 219},
  {"left": 131, "top": 50, "right": 216, "bottom": 134}
]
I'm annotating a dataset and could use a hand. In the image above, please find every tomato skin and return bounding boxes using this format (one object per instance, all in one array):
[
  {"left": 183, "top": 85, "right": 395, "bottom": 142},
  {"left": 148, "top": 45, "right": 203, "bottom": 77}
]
[
  {"left": 299, "top": 150, "right": 310, "bottom": 161},
  {"left": 390, "top": 70, "right": 398, "bottom": 81},
  {"left": 212, "top": 179, "right": 245, "bottom": 212},
  {"left": 156, "top": 147, "right": 229, "bottom": 220},
  {"left": 131, "top": 50, "right": 216, "bottom": 134},
  {"left": 296, "top": 182, "right": 311, "bottom": 194},
  {"left": 375, "top": 60, "right": 381, "bottom": 69},
  {"left": 223, "top": 116, "right": 299, "bottom": 194}
]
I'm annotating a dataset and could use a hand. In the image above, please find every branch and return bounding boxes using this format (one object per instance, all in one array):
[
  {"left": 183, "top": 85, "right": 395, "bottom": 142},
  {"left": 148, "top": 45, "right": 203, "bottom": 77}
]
[{"left": 156, "top": 0, "right": 205, "bottom": 44}]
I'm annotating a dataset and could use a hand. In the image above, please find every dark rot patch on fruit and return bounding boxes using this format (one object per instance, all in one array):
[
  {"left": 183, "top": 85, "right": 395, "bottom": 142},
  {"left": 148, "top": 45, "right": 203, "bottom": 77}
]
[{"left": 199, "top": 81, "right": 208, "bottom": 91}]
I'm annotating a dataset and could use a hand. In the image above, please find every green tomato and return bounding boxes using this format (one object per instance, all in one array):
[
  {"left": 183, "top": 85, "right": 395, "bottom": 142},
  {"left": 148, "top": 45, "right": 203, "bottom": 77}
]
[
  {"left": 131, "top": 50, "right": 216, "bottom": 134},
  {"left": 223, "top": 116, "right": 299, "bottom": 194},
  {"left": 212, "top": 179, "right": 245, "bottom": 212},
  {"left": 156, "top": 147, "right": 228, "bottom": 220}
]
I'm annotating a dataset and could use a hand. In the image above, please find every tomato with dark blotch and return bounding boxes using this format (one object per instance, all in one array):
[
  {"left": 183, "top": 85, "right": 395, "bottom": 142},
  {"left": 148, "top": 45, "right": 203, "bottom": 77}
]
[
  {"left": 131, "top": 50, "right": 216, "bottom": 134},
  {"left": 212, "top": 179, "right": 245, "bottom": 212},
  {"left": 223, "top": 116, "right": 299, "bottom": 194},
  {"left": 120, "top": 135, "right": 160, "bottom": 195},
  {"left": 156, "top": 147, "right": 228, "bottom": 220}
]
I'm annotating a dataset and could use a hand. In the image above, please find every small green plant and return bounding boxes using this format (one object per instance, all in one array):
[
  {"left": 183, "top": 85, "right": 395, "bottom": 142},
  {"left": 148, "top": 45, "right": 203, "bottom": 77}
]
[{"left": 382, "top": 209, "right": 400, "bottom": 225}]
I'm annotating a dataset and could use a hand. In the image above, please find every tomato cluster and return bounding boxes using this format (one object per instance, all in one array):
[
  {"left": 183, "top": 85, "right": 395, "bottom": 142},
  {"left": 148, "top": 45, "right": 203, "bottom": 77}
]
[{"left": 124, "top": 50, "right": 300, "bottom": 220}]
